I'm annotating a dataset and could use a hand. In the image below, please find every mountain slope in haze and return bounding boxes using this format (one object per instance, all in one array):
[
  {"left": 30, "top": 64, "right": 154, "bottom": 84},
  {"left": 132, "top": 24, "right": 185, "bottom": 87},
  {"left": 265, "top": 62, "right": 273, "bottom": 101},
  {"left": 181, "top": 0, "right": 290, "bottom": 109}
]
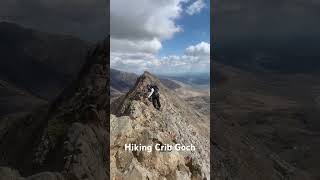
[
  {"left": 0, "top": 22, "right": 90, "bottom": 100},
  {"left": 0, "top": 39, "right": 109, "bottom": 180},
  {"left": 161, "top": 73, "right": 210, "bottom": 86},
  {"left": 213, "top": 62, "right": 320, "bottom": 179},
  {"left": 110, "top": 68, "right": 181, "bottom": 100},
  {"left": 111, "top": 68, "right": 139, "bottom": 92},
  {"left": 110, "top": 72, "right": 209, "bottom": 180},
  {"left": 110, "top": 68, "right": 181, "bottom": 92},
  {"left": 170, "top": 80, "right": 210, "bottom": 117}
]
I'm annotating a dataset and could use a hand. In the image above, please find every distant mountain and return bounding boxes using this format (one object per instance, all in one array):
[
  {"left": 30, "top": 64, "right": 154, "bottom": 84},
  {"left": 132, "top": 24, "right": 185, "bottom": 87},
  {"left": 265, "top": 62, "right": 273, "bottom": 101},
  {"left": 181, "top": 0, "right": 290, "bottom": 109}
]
[
  {"left": 214, "top": 40, "right": 320, "bottom": 74},
  {"left": 110, "top": 71, "right": 210, "bottom": 179},
  {"left": 110, "top": 68, "right": 139, "bottom": 92},
  {"left": 161, "top": 73, "right": 210, "bottom": 86},
  {"left": 0, "top": 22, "right": 90, "bottom": 100},
  {"left": 110, "top": 68, "right": 181, "bottom": 97},
  {"left": 158, "top": 77, "right": 181, "bottom": 89}
]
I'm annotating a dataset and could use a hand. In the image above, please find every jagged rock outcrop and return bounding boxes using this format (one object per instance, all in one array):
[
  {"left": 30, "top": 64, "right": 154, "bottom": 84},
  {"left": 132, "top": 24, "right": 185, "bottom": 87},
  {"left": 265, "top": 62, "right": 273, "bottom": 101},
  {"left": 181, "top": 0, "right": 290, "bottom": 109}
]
[
  {"left": 0, "top": 38, "right": 109, "bottom": 180},
  {"left": 110, "top": 72, "right": 210, "bottom": 180}
]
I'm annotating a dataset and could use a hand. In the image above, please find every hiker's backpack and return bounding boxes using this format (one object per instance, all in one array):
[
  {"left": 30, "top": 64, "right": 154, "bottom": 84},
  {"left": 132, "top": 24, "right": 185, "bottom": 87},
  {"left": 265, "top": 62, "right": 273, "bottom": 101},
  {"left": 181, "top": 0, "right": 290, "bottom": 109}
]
[{"left": 150, "top": 85, "right": 159, "bottom": 96}]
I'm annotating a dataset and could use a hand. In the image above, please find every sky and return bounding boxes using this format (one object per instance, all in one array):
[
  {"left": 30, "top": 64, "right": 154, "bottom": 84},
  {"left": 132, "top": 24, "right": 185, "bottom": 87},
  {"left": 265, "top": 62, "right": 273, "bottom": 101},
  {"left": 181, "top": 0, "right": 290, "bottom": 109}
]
[
  {"left": 110, "top": 0, "right": 210, "bottom": 75},
  {"left": 1, "top": 0, "right": 319, "bottom": 67}
]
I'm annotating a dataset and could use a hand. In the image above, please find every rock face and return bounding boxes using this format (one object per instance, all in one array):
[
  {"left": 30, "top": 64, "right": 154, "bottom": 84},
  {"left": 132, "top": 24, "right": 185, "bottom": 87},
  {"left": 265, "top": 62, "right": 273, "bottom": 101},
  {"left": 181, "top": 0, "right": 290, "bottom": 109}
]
[
  {"left": 110, "top": 72, "right": 210, "bottom": 180},
  {"left": 0, "top": 38, "right": 109, "bottom": 180}
]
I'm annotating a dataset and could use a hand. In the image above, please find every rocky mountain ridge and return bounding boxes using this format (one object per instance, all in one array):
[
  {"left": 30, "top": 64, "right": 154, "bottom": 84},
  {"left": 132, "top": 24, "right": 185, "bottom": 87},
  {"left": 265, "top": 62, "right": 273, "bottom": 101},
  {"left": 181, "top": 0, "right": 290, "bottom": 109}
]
[
  {"left": 110, "top": 68, "right": 181, "bottom": 101},
  {"left": 0, "top": 38, "right": 109, "bottom": 180},
  {"left": 110, "top": 71, "right": 210, "bottom": 180}
]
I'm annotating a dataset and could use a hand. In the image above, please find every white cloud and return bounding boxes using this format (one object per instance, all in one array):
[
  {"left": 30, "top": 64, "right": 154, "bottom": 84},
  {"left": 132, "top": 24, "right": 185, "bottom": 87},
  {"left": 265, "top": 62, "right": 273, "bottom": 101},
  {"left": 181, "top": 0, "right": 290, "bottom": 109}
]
[
  {"left": 186, "top": 0, "right": 206, "bottom": 15},
  {"left": 185, "top": 41, "right": 210, "bottom": 56},
  {"left": 111, "top": 42, "right": 210, "bottom": 75},
  {"left": 111, "top": 38, "right": 162, "bottom": 54},
  {"left": 110, "top": 0, "right": 187, "bottom": 54},
  {"left": 110, "top": 0, "right": 209, "bottom": 75},
  {"left": 111, "top": 0, "right": 183, "bottom": 40}
]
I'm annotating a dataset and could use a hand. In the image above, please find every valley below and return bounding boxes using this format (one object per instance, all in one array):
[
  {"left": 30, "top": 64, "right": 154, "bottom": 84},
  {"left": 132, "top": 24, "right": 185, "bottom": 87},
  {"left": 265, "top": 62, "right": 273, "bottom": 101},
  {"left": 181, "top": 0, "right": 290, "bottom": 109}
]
[{"left": 213, "top": 62, "right": 320, "bottom": 179}]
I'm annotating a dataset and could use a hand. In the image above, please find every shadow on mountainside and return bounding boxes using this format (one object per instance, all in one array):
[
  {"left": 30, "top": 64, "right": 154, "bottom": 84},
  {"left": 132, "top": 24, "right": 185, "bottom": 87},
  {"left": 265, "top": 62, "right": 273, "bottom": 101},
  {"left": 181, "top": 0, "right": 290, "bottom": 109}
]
[{"left": 0, "top": 38, "right": 109, "bottom": 180}]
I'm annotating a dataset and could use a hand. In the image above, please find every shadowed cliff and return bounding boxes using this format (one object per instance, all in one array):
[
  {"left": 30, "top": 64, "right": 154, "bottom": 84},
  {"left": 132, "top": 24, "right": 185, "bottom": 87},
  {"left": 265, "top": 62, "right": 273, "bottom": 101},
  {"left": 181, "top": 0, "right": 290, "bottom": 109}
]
[{"left": 0, "top": 38, "right": 109, "bottom": 180}]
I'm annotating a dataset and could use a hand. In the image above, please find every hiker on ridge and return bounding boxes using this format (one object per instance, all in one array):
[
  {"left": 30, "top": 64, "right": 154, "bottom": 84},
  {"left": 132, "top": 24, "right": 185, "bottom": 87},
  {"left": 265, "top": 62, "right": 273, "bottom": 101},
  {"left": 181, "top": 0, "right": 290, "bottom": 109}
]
[{"left": 147, "top": 84, "right": 161, "bottom": 110}]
